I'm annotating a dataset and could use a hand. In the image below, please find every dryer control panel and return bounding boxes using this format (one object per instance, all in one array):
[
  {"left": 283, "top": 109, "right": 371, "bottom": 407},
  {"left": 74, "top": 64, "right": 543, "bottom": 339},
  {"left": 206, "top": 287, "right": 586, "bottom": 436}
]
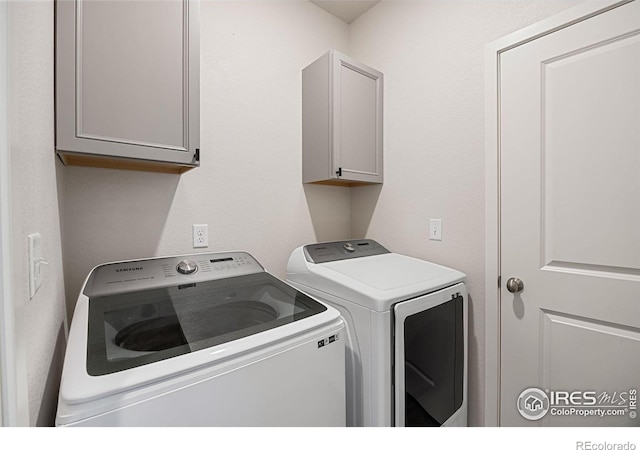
[
  {"left": 304, "top": 239, "right": 390, "bottom": 264},
  {"left": 83, "top": 252, "right": 264, "bottom": 297}
]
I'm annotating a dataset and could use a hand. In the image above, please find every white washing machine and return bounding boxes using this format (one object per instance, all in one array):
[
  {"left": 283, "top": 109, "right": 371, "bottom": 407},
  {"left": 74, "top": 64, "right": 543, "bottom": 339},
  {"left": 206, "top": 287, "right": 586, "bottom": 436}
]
[
  {"left": 286, "top": 239, "right": 467, "bottom": 427},
  {"left": 56, "top": 251, "right": 346, "bottom": 427}
]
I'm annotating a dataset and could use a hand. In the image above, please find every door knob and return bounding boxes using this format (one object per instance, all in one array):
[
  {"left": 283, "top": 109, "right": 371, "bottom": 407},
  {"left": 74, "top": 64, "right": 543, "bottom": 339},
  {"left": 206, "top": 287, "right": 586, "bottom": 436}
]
[{"left": 506, "top": 277, "right": 524, "bottom": 293}]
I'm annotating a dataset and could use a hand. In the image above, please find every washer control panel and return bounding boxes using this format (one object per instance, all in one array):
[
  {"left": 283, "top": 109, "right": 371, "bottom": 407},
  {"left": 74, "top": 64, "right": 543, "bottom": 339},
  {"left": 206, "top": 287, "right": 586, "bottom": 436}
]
[
  {"left": 83, "top": 252, "right": 264, "bottom": 297},
  {"left": 304, "top": 239, "right": 390, "bottom": 264},
  {"left": 343, "top": 242, "right": 356, "bottom": 253},
  {"left": 176, "top": 260, "right": 198, "bottom": 275}
]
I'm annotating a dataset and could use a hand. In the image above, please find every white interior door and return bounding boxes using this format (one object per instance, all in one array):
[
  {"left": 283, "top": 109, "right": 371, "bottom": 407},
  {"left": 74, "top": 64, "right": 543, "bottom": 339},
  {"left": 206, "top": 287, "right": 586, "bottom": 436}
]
[{"left": 499, "top": 0, "right": 640, "bottom": 426}]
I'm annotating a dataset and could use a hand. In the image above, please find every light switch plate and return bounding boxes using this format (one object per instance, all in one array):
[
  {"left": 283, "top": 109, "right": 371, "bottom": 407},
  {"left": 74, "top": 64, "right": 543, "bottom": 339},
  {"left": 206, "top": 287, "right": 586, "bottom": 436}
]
[
  {"left": 429, "top": 219, "right": 442, "bottom": 241},
  {"left": 28, "top": 233, "right": 46, "bottom": 299}
]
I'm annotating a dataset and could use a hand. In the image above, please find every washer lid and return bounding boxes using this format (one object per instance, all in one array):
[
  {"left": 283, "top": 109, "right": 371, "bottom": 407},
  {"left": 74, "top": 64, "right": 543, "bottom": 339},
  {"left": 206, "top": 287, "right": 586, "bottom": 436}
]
[
  {"left": 289, "top": 251, "right": 465, "bottom": 311},
  {"left": 86, "top": 272, "right": 327, "bottom": 376}
]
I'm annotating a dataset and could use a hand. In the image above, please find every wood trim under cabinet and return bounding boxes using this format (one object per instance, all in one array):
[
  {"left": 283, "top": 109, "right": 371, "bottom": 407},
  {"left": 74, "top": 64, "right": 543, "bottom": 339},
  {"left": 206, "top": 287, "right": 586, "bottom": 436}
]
[
  {"left": 308, "top": 179, "right": 375, "bottom": 187},
  {"left": 57, "top": 151, "right": 197, "bottom": 174}
]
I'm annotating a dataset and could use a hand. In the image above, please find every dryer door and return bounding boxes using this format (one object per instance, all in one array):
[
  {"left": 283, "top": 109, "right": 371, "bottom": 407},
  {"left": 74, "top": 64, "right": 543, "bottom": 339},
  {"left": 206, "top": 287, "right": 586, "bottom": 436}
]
[{"left": 393, "top": 283, "right": 465, "bottom": 426}]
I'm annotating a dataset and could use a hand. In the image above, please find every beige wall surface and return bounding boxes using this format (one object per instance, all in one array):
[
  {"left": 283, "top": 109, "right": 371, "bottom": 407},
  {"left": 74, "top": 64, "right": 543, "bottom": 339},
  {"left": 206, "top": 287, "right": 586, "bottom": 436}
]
[
  {"left": 8, "top": 0, "right": 67, "bottom": 426},
  {"left": 347, "top": 0, "right": 581, "bottom": 426},
  {"left": 13, "top": 0, "right": 583, "bottom": 427},
  {"left": 61, "top": 1, "right": 352, "bottom": 319}
]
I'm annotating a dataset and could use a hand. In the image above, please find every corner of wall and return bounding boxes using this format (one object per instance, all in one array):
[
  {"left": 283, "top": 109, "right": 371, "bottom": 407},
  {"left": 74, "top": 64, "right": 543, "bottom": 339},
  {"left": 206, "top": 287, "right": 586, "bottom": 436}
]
[{"left": 8, "top": 0, "right": 68, "bottom": 426}]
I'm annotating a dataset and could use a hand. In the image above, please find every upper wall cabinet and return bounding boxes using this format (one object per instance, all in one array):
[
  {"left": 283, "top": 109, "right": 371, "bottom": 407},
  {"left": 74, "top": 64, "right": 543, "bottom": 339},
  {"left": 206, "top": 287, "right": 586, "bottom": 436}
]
[
  {"left": 55, "top": 0, "right": 200, "bottom": 174},
  {"left": 302, "top": 50, "right": 383, "bottom": 186}
]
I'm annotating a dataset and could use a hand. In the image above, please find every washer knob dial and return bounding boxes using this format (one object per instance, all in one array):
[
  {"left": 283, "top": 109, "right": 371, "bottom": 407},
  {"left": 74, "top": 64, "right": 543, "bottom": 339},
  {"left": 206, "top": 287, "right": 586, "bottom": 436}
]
[
  {"left": 343, "top": 242, "right": 356, "bottom": 252},
  {"left": 176, "top": 260, "right": 198, "bottom": 275}
]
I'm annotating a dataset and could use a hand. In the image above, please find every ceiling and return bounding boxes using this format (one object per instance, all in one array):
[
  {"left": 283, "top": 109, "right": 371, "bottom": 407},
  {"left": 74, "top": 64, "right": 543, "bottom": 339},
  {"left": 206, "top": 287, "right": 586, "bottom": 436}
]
[{"left": 309, "top": 1, "right": 381, "bottom": 24}]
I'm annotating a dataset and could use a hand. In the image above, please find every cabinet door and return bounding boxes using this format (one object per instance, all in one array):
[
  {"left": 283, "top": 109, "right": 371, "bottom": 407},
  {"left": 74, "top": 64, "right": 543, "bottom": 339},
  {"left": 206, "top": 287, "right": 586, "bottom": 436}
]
[
  {"left": 332, "top": 52, "right": 383, "bottom": 184},
  {"left": 56, "top": 0, "right": 199, "bottom": 171}
]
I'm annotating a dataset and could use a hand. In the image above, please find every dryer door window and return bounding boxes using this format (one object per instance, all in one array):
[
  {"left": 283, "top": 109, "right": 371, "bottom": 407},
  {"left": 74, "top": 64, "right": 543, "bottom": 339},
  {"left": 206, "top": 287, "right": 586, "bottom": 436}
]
[
  {"left": 393, "top": 284, "right": 465, "bottom": 426},
  {"left": 86, "top": 272, "right": 327, "bottom": 375}
]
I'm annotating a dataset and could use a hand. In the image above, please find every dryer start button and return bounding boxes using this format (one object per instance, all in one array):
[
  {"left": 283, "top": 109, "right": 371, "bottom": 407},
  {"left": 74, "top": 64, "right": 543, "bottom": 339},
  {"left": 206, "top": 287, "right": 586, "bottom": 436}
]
[{"left": 176, "top": 260, "right": 198, "bottom": 275}]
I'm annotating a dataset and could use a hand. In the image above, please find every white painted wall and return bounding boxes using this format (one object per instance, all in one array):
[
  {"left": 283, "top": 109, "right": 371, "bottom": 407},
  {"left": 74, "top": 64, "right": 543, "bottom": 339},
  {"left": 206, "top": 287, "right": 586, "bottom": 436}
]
[
  {"left": 8, "top": 0, "right": 67, "bottom": 425},
  {"left": 347, "top": 0, "right": 581, "bottom": 426},
  {"left": 55, "top": 0, "right": 584, "bottom": 428},
  {"left": 61, "top": 2, "right": 352, "bottom": 318}
]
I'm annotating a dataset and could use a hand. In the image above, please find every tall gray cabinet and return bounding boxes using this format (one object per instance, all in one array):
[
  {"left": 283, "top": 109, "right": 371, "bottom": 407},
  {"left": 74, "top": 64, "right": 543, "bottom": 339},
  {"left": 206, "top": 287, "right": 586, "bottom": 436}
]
[
  {"left": 302, "top": 50, "right": 383, "bottom": 186},
  {"left": 55, "top": 0, "right": 200, "bottom": 174}
]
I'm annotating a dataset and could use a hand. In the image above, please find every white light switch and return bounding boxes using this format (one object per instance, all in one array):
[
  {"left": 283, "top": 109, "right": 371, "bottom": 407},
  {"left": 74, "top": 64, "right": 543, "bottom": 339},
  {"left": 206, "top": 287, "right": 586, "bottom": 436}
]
[
  {"left": 28, "top": 233, "right": 47, "bottom": 299},
  {"left": 429, "top": 219, "right": 442, "bottom": 241},
  {"left": 193, "top": 224, "right": 209, "bottom": 248}
]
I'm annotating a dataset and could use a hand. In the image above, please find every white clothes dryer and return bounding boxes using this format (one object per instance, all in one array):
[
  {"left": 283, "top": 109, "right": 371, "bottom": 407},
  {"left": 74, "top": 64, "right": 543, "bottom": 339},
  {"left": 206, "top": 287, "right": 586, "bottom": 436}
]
[
  {"left": 57, "top": 251, "right": 345, "bottom": 427},
  {"left": 286, "top": 239, "right": 467, "bottom": 427}
]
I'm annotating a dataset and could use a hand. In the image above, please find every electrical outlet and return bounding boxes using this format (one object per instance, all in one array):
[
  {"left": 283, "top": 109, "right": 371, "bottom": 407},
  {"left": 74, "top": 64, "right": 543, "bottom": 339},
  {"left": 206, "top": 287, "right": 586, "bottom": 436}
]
[
  {"left": 429, "top": 219, "right": 442, "bottom": 241},
  {"left": 192, "top": 224, "right": 209, "bottom": 248}
]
